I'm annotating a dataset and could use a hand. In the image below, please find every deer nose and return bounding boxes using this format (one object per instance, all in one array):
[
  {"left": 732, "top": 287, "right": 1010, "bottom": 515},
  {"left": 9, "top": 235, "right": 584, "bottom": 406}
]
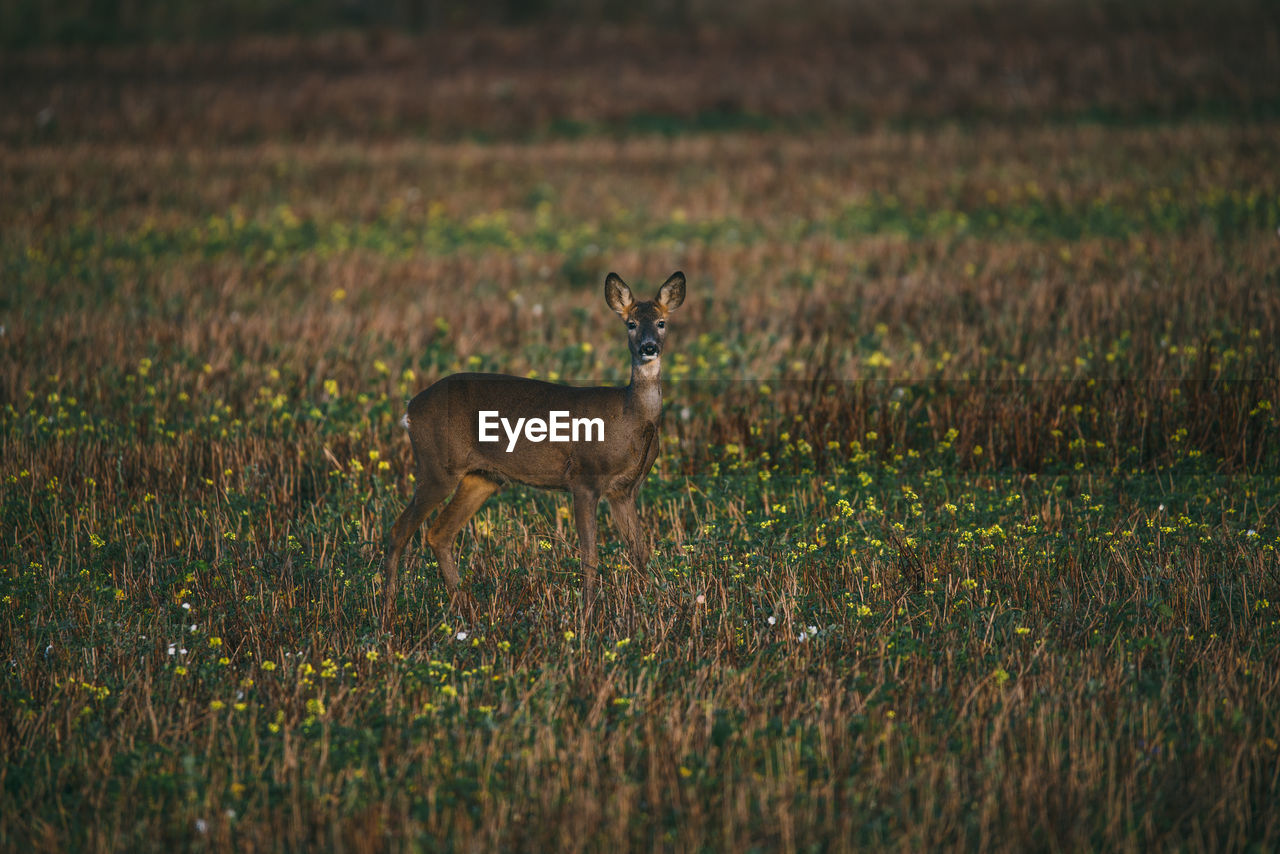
[{"left": 640, "top": 342, "right": 659, "bottom": 358}]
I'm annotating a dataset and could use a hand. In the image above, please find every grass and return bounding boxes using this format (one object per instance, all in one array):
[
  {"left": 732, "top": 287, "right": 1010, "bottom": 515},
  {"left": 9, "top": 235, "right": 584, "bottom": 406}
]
[{"left": 3, "top": 6, "right": 1280, "bottom": 852}]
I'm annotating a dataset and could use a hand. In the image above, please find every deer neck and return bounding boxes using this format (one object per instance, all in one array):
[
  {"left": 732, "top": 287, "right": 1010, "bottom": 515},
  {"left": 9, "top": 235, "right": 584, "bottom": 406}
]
[{"left": 626, "top": 357, "right": 663, "bottom": 422}]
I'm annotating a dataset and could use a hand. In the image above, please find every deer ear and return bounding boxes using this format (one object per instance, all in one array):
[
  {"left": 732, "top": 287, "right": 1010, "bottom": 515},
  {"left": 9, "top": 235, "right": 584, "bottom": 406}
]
[
  {"left": 656, "top": 271, "right": 686, "bottom": 312},
  {"left": 604, "top": 273, "right": 634, "bottom": 317}
]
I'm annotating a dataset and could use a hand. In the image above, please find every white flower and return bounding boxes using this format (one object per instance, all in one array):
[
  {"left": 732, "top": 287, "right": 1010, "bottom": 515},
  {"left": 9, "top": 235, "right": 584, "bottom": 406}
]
[
  {"left": 181, "top": 602, "right": 191, "bottom": 611},
  {"left": 695, "top": 594, "right": 705, "bottom": 604},
  {"left": 1157, "top": 504, "right": 1165, "bottom": 513},
  {"left": 179, "top": 648, "right": 188, "bottom": 655},
  {"left": 189, "top": 624, "right": 197, "bottom": 633},
  {"left": 797, "top": 632, "right": 808, "bottom": 642},
  {"left": 456, "top": 631, "right": 468, "bottom": 641},
  {"left": 807, "top": 625, "right": 818, "bottom": 636},
  {"left": 195, "top": 819, "right": 208, "bottom": 834},
  {"left": 1246, "top": 529, "right": 1259, "bottom": 538},
  {"left": 767, "top": 616, "right": 776, "bottom": 626},
  {"left": 167, "top": 644, "right": 177, "bottom": 655}
]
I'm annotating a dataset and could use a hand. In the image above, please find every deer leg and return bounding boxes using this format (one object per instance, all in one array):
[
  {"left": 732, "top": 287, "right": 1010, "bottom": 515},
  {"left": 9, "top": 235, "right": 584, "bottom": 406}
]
[
  {"left": 572, "top": 487, "right": 601, "bottom": 614},
  {"left": 607, "top": 491, "right": 650, "bottom": 571},
  {"left": 427, "top": 473, "right": 500, "bottom": 592},
  {"left": 384, "top": 467, "right": 457, "bottom": 607}
]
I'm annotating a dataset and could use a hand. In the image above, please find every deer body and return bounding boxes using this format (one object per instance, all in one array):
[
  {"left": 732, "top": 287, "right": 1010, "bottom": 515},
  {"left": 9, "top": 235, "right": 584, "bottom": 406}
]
[
  {"left": 382, "top": 272, "right": 685, "bottom": 613},
  {"left": 403, "top": 374, "right": 660, "bottom": 493}
]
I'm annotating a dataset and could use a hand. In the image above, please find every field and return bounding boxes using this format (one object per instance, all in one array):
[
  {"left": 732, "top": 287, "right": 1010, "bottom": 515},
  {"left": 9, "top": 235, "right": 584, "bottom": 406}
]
[{"left": 3, "top": 3, "right": 1280, "bottom": 850}]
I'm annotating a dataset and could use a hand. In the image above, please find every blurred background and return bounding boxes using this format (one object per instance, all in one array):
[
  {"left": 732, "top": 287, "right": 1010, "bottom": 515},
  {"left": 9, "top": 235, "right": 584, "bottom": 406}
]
[{"left": 3, "top": 0, "right": 1278, "bottom": 146}]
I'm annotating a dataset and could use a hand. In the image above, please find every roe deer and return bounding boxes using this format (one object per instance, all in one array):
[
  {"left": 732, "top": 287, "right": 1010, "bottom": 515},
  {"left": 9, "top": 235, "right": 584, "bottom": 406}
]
[{"left": 382, "top": 271, "right": 686, "bottom": 614}]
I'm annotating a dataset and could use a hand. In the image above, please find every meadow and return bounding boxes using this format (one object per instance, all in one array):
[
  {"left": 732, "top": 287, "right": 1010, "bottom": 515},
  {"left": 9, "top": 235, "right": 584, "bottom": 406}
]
[{"left": 3, "top": 5, "right": 1280, "bottom": 851}]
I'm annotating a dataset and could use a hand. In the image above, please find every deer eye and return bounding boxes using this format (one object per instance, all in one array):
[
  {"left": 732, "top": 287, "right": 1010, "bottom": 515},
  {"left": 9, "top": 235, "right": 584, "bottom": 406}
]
[
  {"left": 657, "top": 320, "right": 666, "bottom": 329},
  {"left": 627, "top": 321, "right": 638, "bottom": 330}
]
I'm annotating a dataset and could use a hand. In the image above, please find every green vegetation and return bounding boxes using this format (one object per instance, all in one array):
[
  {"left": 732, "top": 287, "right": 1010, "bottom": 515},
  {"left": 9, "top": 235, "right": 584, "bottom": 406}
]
[{"left": 3, "top": 6, "right": 1279, "bottom": 851}]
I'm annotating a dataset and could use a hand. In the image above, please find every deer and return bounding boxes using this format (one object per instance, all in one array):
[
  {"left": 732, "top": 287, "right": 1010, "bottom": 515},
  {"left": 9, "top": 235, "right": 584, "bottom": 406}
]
[{"left": 381, "top": 271, "right": 686, "bottom": 616}]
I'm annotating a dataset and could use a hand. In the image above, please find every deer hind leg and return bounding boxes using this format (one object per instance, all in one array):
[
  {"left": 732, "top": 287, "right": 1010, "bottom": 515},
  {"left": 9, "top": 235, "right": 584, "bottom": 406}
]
[
  {"left": 606, "top": 490, "right": 650, "bottom": 572},
  {"left": 572, "top": 487, "right": 602, "bottom": 614},
  {"left": 383, "top": 463, "right": 459, "bottom": 606},
  {"left": 426, "top": 473, "right": 500, "bottom": 591}
]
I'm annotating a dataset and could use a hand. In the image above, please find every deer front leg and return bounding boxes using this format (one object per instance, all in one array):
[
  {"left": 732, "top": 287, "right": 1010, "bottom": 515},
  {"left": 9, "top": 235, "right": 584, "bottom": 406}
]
[
  {"left": 607, "top": 491, "right": 650, "bottom": 572},
  {"left": 572, "top": 487, "right": 601, "bottom": 614}
]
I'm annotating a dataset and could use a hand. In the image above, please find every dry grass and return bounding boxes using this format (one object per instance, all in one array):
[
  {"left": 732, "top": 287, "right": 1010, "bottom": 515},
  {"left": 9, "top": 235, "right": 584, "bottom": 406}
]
[
  {"left": 4, "top": 1, "right": 1280, "bottom": 145},
  {"left": 3, "top": 7, "right": 1280, "bottom": 852}
]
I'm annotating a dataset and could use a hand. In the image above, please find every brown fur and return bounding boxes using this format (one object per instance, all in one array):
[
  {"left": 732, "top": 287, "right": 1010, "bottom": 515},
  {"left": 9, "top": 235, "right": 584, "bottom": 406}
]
[{"left": 382, "top": 271, "right": 686, "bottom": 617}]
